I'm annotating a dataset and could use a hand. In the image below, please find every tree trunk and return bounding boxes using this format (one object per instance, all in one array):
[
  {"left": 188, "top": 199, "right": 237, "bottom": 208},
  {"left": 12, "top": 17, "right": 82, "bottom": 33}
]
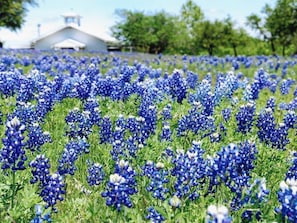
[
  {"left": 270, "top": 39, "right": 276, "bottom": 55},
  {"left": 232, "top": 44, "right": 238, "bottom": 57}
]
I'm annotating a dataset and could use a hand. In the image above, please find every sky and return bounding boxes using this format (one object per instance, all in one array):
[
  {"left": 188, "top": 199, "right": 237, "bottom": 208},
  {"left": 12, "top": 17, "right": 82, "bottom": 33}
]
[{"left": 0, "top": 0, "right": 276, "bottom": 48}]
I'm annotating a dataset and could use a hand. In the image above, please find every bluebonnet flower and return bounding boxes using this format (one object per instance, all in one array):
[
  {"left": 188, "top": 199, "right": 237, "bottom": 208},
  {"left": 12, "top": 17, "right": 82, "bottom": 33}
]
[
  {"left": 201, "top": 92, "right": 215, "bottom": 116},
  {"left": 86, "top": 160, "right": 105, "bottom": 187},
  {"left": 0, "top": 117, "right": 27, "bottom": 171},
  {"left": 160, "top": 122, "right": 171, "bottom": 141},
  {"left": 40, "top": 173, "right": 65, "bottom": 212},
  {"left": 30, "top": 204, "right": 51, "bottom": 223},
  {"left": 171, "top": 141, "right": 206, "bottom": 200},
  {"left": 207, "top": 141, "right": 258, "bottom": 199},
  {"left": 99, "top": 116, "right": 112, "bottom": 144},
  {"left": 65, "top": 108, "right": 92, "bottom": 139},
  {"left": 188, "top": 79, "right": 211, "bottom": 105},
  {"left": 177, "top": 101, "right": 215, "bottom": 137},
  {"left": 265, "top": 97, "right": 275, "bottom": 112},
  {"left": 113, "top": 122, "right": 125, "bottom": 142},
  {"left": 283, "top": 110, "right": 297, "bottom": 129},
  {"left": 35, "top": 86, "right": 55, "bottom": 121},
  {"left": 270, "top": 123, "right": 289, "bottom": 150},
  {"left": 143, "top": 161, "right": 169, "bottom": 201},
  {"left": 16, "top": 79, "right": 35, "bottom": 103},
  {"left": 29, "top": 154, "right": 51, "bottom": 188},
  {"left": 146, "top": 206, "right": 166, "bottom": 223},
  {"left": 237, "top": 178, "right": 269, "bottom": 222},
  {"left": 110, "top": 139, "right": 125, "bottom": 161},
  {"left": 101, "top": 160, "right": 137, "bottom": 211},
  {"left": 186, "top": 71, "right": 198, "bottom": 89},
  {"left": 168, "top": 69, "right": 187, "bottom": 103},
  {"left": 214, "top": 72, "right": 238, "bottom": 104},
  {"left": 0, "top": 70, "right": 19, "bottom": 97},
  {"left": 254, "top": 68, "right": 269, "bottom": 89},
  {"left": 275, "top": 178, "right": 297, "bottom": 222},
  {"left": 286, "top": 152, "right": 297, "bottom": 180},
  {"left": 236, "top": 101, "right": 256, "bottom": 134},
  {"left": 161, "top": 104, "right": 172, "bottom": 120},
  {"left": 210, "top": 132, "right": 221, "bottom": 143},
  {"left": 83, "top": 98, "right": 101, "bottom": 126},
  {"left": 58, "top": 139, "right": 90, "bottom": 176},
  {"left": 280, "top": 79, "right": 295, "bottom": 95},
  {"left": 221, "top": 108, "right": 232, "bottom": 122},
  {"left": 206, "top": 205, "right": 232, "bottom": 223},
  {"left": 26, "top": 123, "right": 51, "bottom": 152},
  {"left": 12, "top": 102, "right": 37, "bottom": 126},
  {"left": 257, "top": 108, "right": 276, "bottom": 144}
]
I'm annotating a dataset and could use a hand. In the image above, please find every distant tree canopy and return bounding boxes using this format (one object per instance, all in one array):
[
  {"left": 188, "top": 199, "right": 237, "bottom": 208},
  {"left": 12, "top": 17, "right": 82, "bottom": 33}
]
[
  {"left": 0, "top": 0, "right": 38, "bottom": 30},
  {"left": 112, "top": 0, "right": 297, "bottom": 56}
]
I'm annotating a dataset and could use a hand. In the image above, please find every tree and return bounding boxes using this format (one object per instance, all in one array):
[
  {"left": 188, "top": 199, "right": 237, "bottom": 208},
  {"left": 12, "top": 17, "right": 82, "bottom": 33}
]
[
  {"left": 0, "top": 0, "right": 38, "bottom": 30},
  {"left": 111, "top": 10, "right": 177, "bottom": 53},
  {"left": 196, "top": 20, "right": 225, "bottom": 56},
  {"left": 222, "top": 16, "right": 249, "bottom": 56},
  {"left": 247, "top": 0, "right": 297, "bottom": 55}
]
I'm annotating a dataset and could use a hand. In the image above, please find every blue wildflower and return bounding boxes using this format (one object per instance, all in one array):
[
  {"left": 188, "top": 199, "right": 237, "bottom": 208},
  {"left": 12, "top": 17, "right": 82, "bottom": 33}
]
[{"left": 0, "top": 117, "right": 27, "bottom": 171}]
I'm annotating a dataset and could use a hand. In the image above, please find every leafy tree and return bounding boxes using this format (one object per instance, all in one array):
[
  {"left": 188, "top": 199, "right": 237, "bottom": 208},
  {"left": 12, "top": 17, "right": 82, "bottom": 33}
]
[
  {"left": 222, "top": 16, "right": 249, "bottom": 56},
  {"left": 196, "top": 20, "right": 225, "bottom": 56},
  {"left": 111, "top": 9, "right": 151, "bottom": 52},
  {"left": 112, "top": 10, "right": 178, "bottom": 53},
  {"left": 0, "top": 0, "right": 38, "bottom": 30}
]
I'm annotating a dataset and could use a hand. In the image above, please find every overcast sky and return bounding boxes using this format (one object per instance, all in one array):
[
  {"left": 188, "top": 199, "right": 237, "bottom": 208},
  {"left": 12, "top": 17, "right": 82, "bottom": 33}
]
[{"left": 0, "top": 0, "right": 276, "bottom": 48}]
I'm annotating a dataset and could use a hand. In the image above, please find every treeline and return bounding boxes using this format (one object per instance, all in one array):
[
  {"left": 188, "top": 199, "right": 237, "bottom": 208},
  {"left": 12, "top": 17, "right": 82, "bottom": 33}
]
[{"left": 111, "top": 0, "right": 297, "bottom": 56}]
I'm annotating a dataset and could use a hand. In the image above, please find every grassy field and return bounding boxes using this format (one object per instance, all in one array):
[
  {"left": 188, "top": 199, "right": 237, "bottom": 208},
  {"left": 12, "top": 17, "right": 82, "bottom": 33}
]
[{"left": 0, "top": 49, "right": 296, "bottom": 222}]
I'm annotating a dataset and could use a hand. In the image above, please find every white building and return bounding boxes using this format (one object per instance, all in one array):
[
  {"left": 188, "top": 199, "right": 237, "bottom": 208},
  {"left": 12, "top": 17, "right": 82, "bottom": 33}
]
[{"left": 31, "top": 12, "right": 107, "bottom": 51}]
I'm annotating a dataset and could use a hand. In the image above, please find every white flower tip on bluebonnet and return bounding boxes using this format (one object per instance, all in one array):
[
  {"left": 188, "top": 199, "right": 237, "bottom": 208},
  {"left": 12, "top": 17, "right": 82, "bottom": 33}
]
[
  {"left": 156, "top": 162, "right": 164, "bottom": 169},
  {"left": 44, "top": 131, "right": 50, "bottom": 136},
  {"left": 35, "top": 204, "right": 42, "bottom": 216},
  {"left": 94, "top": 163, "right": 101, "bottom": 168},
  {"left": 207, "top": 204, "right": 217, "bottom": 216},
  {"left": 115, "top": 126, "right": 122, "bottom": 131},
  {"left": 192, "top": 140, "right": 201, "bottom": 146},
  {"left": 7, "top": 116, "right": 21, "bottom": 128},
  {"left": 265, "top": 107, "right": 273, "bottom": 113},
  {"left": 163, "top": 124, "right": 170, "bottom": 129},
  {"left": 292, "top": 186, "right": 297, "bottom": 195},
  {"left": 138, "top": 144, "right": 144, "bottom": 148},
  {"left": 52, "top": 173, "right": 60, "bottom": 180},
  {"left": 118, "top": 159, "right": 128, "bottom": 168},
  {"left": 228, "top": 143, "right": 237, "bottom": 151},
  {"left": 136, "top": 116, "right": 145, "bottom": 122},
  {"left": 193, "top": 101, "right": 202, "bottom": 108},
  {"left": 73, "top": 107, "right": 80, "bottom": 111},
  {"left": 217, "top": 205, "right": 229, "bottom": 216},
  {"left": 146, "top": 160, "right": 154, "bottom": 166},
  {"left": 279, "top": 123, "right": 285, "bottom": 128},
  {"left": 280, "top": 180, "right": 289, "bottom": 191},
  {"left": 110, "top": 173, "right": 125, "bottom": 184},
  {"left": 187, "top": 151, "right": 197, "bottom": 159},
  {"left": 83, "top": 110, "right": 90, "bottom": 117},
  {"left": 148, "top": 105, "right": 155, "bottom": 110},
  {"left": 169, "top": 195, "right": 181, "bottom": 208},
  {"left": 176, "top": 149, "right": 185, "bottom": 155},
  {"left": 114, "top": 140, "right": 121, "bottom": 145},
  {"left": 286, "top": 178, "right": 297, "bottom": 187}
]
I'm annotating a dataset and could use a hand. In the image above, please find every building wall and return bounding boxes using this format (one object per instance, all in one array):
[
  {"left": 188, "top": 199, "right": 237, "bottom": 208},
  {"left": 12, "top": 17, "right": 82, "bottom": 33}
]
[{"left": 34, "top": 27, "right": 107, "bottom": 51}]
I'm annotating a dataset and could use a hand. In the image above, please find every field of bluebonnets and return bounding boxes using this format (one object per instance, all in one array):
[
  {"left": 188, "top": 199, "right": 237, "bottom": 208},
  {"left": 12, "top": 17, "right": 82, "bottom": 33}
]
[{"left": 0, "top": 49, "right": 297, "bottom": 223}]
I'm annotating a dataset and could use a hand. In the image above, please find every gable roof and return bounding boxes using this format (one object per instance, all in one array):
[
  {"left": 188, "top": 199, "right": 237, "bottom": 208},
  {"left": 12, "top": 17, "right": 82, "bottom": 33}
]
[{"left": 32, "top": 24, "right": 107, "bottom": 44}]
